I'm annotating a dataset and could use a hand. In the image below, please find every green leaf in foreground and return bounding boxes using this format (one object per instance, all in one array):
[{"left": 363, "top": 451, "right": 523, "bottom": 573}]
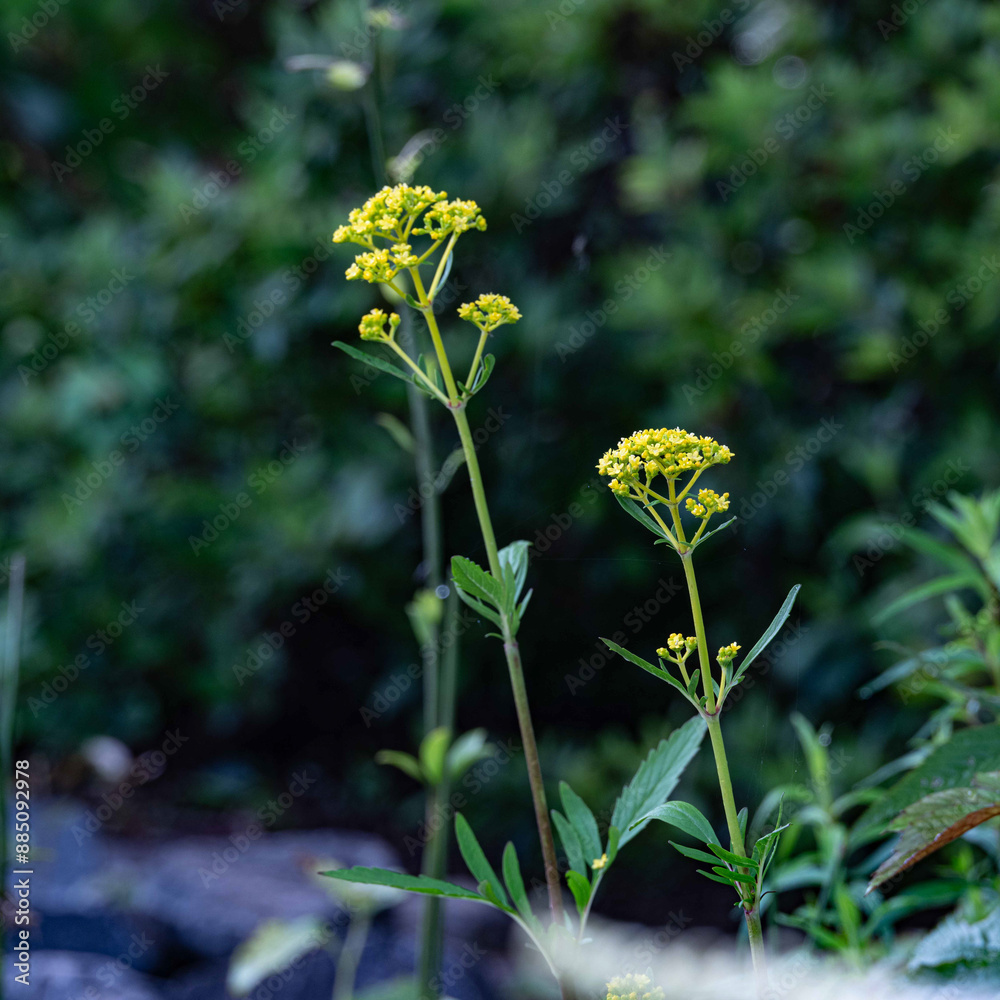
[
  {"left": 868, "top": 771, "right": 1000, "bottom": 893},
  {"left": 319, "top": 866, "right": 486, "bottom": 903}
]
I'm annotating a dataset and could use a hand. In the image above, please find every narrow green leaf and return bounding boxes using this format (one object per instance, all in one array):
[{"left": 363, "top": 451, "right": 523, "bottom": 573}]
[
  {"left": 454, "top": 814, "right": 509, "bottom": 908},
  {"left": 602, "top": 639, "right": 671, "bottom": 682},
  {"left": 691, "top": 516, "right": 737, "bottom": 549},
  {"left": 614, "top": 493, "right": 670, "bottom": 541},
  {"left": 374, "top": 749, "right": 424, "bottom": 785},
  {"left": 606, "top": 825, "right": 621, "bottom": 865},
  {"left": 708, "top": 842, "right": 758, "bottom": 869},
  {"left": 712, "top": 865, "right": 756, "bottom": 886},
  {"left": 670, "top": 841, "right": 723, "bottom": 866},
  {"left": 319, "top": 867, "right": 484, "bottom": 902},
  {"left": 560, "top": 782, "right": 602, "bottom": 867},
  {"left": 501, "top": 843, "right": 536, "bottom": 927},
  {"left": 469, "top": 353, "right": 495, "bottom": 394},
  {"left": 732, "top": 584, "right": 801, "bottom": 685},
  {"left": 332, "top": 341, "right": 413, "bottom": 384},
  {"left": 697, "top": 868, "right": 739, "bottom": 887},
  {"left": 551, "top": 810, "right": 587, "bottom": 877},
  {"left": 872, "top": 573, "right": 979, "bottom": 626},
  {"left": 565, "top": 869, "right": 592, "bottom": 919}
]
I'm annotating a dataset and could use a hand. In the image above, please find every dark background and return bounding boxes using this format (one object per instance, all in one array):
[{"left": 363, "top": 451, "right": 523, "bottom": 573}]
[{"left": 3, "top": 0, "right": 999, "bottom": 940}]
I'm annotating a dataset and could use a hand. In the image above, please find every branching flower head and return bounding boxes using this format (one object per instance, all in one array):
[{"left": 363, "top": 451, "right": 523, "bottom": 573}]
[
  {"left": 458, "top": 294, "right": 522, "bottom": 333},
  {"left": 333, "top": 185, "right": 489, "bottom": 285},
  {"left": 597, "top": 428, "right": 733, "bottom": 499},
  {"left": 657, "top": 634, "right": 697, "bottom": 659},
  {"left": 358, "top": 308, "right": 400, "bottom": 343},
  {"left": 333, "top": 184, "right": 447, "bottom": 246},
  {"left": 606, "top": 974, "right": 664, "bottom": 1000},
  {"left": 685, "top": 489, "right": 730, "bottom": 519}
]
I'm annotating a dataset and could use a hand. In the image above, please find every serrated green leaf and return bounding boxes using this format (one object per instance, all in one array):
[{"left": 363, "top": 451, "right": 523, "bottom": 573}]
[
  {"left": 857, "top": 725, "right": 1000, "bottom": 835},
  {"left": 868, "top": 771, "right": 1000, "bottom": 893},
  {"left": 907, "top": 907, "right": 1000, "bottom": 971},
  {"left": 455, "top": 814, "right": 509, "bottom": 908},
  {"left": 611, "top": 716, "right": 707, "bottom": 847},
  {"left": 451, "top": 555, "right": 504, "bottom": 609},
  {"left": 606, "top": 825, "right": 621, "bottom": 865},
  {"left": 560, "top": 782, "right": 602, "bottom": 867},
  {"left": 498, "top": 540, "right": 531, "bottom": 610}
]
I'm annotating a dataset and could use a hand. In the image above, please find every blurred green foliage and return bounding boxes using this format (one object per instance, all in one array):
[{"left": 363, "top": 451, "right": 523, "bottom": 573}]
[{"left": 2, "top": 0, "right": 999, "bottom": 923}]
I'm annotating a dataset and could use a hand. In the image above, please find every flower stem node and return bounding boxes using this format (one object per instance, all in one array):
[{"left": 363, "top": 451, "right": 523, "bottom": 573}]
[{"left": 358, "top": 308, "right": 400, "bottom": 343}]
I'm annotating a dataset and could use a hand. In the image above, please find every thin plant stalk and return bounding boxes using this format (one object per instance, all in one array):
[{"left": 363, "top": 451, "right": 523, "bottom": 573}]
[
  {"left": 408, "top": 271, "right": 565, "bottom": 930},
  {"left": 331, "top": 909, "right": 372, "bottom": 1000},
  {"left": 360, "top": 44, "right": 458, "bottom": 997},
  {"left": 665, "top": 504, "right": 768, "bottom": 991}
]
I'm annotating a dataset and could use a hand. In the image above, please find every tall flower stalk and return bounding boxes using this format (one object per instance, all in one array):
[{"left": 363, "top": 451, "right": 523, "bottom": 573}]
[
  {"left": 597, "top": 429, "right": 800, "bottom": 998},
  {"left": 331, "top": 186, "right": 564, "bottom": 948}
]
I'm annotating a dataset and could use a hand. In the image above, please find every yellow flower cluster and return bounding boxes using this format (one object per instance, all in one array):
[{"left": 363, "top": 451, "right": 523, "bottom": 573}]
[
  {"left": 597, "top": 428, "right": 733, "bottom": 497},
  {"left": 414, "top": 198, "right": 487, "bottom": 238},
  {"left": 717, "top": 642, "right": 741, "bottom": 663},
  {"left": 333, "top": 184, "right": 446, "bottom": 245},
  {"left": 657, "top": 634, "right": 697, "bottom": 659},
  {"left": 606, "top": 974, "right": 664, "bottom": 1000},
  {"left": 345, "top": 244, "right": 420, "bottom": 284},
  {"left": 592, "top": 853, "right": 608, "bottom": 870},
  {"left": 333, "top": 185, "right": 488, "bottom": 285},
  {"left": 458, "top": 294, "right": 522, "bottom": 333},
  {"left": 358, "top": 309, "right": 400, "bottom": 342},
  {"left": 685, "top": 489, "right": 730, "bottom": 519}
]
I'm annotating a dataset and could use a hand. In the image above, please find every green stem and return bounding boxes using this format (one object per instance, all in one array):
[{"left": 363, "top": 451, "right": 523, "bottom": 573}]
[
  {"left": 332, "top": 909, "right": 371, "bottom": 1000},
  {"left": 450, "top": 406, "right": 564, "bottom": 929},
  {"left": 418, "top": 783, "right": 447, "bottom": 999}
]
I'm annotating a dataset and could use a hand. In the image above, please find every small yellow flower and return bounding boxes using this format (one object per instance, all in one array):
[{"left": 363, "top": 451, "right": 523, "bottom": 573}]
[
  {"left": 457, "top": 294, "right": 521, "bottom": 333},
  {"left": 358, "top": 308, "right": 400, "bottom": 342},
  {"left": 717, "top": 642, "right": 741, "bottom": 664},
  {"left": 414, "top": 198, "right": 487, "bottom": 238},
  {"left": 606, "top": 973, "right": 664, "bottom": 1000},
  {"left": 685, "top": 489, "right": 730, "bottom": 519},
  {"left": 658, "top": 634, "right": 697, "bottom": 660},
  {"left": 592, "top": 853, "right": 608, "bottom": 871},
  {"left": 333, "top": 184, "right": 447, "bottom": 247}
]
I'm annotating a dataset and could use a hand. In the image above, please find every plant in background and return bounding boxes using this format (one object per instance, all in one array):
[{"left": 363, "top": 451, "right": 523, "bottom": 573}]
[
  {"left": 322, "top": 186, "right": 707, "bottom": 996},
  {"left": 596, "top": 428, "right": 801, "bottom": 995}
]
